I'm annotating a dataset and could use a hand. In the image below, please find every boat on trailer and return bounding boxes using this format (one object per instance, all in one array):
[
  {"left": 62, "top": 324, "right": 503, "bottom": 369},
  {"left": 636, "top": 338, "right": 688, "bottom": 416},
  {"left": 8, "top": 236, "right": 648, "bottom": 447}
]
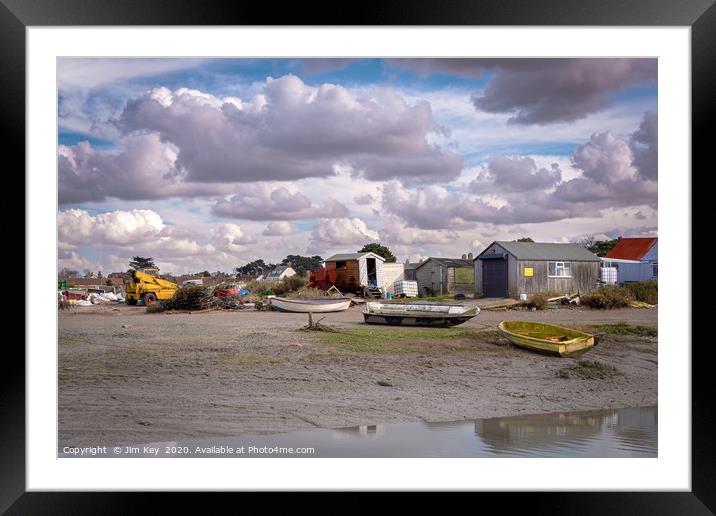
[
  {"left": 498, "top": 320, "right": 594, "bottom": 357},
  {"left": 270, "top": 296, "right": 352, "bottom": 313},
  {"left": 362, "top": 302, "right": 480, "bottom": 327}
]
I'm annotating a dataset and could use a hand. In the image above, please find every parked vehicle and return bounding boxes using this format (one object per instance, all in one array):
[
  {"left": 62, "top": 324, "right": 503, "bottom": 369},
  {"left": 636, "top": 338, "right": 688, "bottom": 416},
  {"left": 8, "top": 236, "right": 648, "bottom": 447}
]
[{"left": 125, "top": 268, "right": 178, "bottom": 306}]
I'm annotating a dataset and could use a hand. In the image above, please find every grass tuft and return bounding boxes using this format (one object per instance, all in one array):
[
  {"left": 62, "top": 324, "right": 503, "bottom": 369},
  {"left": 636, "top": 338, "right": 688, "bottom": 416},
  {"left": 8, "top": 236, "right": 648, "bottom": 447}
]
[
  {"left": 313, "top": 327, "right": 467, "bottom": 353},
  {"left": 558, "top": 360, "right": 620, "bottom": 380},
  {"left": 590, "top": 323, "right": 657, "bottom": 337}
]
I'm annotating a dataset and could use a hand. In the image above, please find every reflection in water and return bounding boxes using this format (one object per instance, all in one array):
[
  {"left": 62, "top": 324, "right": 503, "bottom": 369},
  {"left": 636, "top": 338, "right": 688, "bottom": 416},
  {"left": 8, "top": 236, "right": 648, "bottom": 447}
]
[
  {"left": 473, "top": 407, "right": 657, "bottom": 457},
  {"left": 338, "top": 424, "right": 386, "bottom": 438},
  {"left": 61, "top": 406, "right": 657, "bottom": 458}
]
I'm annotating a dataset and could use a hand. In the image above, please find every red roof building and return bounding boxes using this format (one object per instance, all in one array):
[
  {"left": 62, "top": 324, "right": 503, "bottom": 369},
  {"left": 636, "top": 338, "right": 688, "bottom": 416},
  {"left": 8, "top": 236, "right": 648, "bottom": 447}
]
[{"left": 604, "top": 237, "right": 657, "bottom": 261}]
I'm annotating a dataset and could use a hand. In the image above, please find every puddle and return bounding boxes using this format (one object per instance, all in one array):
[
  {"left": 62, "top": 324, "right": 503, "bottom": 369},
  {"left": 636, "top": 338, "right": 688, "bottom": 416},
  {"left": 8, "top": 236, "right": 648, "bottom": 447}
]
[{"left": 60, "top": 405, "right": 657, "bottom": 458}]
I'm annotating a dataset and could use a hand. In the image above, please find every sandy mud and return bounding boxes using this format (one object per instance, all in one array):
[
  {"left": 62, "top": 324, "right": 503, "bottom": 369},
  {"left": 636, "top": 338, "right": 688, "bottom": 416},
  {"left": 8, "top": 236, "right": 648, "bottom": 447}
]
[{"left": 58, "top": 304, "right": 657, "bottom": 448}]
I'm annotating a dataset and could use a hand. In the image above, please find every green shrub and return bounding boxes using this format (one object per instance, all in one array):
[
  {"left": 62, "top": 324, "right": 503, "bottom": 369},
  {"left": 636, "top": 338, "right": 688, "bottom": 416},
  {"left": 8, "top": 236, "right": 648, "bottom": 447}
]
[
  {"left": 280, "top": 274, "right": 308, "bottom": 293},
  {"left": 246, "top": 275, "right": 308, "bottom": 296},
  {"left": 287, "top": 287, "right": 328, "bottom": 298},
  {"left": 624, "top": 280, "right": 658, "bottom": 305},
  {"left": 245, "top": 279, "right": 272, "bottom": 293},
  {"left": 557, "top": 360, "right": 620, "bottom": 380},
  {"left": 581, "top": 285, "right": 634, "bottom": 309}
]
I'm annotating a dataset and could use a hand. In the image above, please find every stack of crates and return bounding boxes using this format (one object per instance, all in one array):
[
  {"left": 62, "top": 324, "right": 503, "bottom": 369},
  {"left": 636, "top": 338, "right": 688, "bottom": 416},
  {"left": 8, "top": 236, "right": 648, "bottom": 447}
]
[
  {"left": 393, "top": 280, "right": 418, "bottom": 298},
  {"left": 600, "top": 267, "right": 618, "bottom": 285}
]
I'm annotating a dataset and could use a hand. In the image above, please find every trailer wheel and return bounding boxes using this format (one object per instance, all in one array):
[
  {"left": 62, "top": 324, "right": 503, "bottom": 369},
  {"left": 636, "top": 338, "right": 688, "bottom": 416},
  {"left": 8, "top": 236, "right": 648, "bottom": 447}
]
[{"left": 142, "top": 293, "right": 157, "bottom": 306}]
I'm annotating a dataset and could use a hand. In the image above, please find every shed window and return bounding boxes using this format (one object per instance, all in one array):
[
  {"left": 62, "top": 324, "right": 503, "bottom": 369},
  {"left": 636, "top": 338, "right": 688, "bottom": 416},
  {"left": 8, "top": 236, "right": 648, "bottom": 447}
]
[
  {"left": 335, "top": 261, "right": 347, "bottom": 270},
  {"left": 548, "top": 261, "right": 572, "bottom": 277}
]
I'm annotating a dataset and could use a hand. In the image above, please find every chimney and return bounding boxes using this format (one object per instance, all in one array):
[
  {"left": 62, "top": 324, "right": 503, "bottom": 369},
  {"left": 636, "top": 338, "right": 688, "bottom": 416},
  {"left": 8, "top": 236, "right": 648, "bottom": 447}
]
[{"left": 468, "top": 252, "right": 473, "bottom": 260}]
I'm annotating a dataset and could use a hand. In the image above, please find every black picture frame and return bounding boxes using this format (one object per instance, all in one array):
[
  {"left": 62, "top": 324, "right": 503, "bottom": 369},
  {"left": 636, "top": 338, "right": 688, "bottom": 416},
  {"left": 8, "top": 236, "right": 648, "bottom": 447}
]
[{"left": 4, "top": 0, "right": 707, "bottom": 510}]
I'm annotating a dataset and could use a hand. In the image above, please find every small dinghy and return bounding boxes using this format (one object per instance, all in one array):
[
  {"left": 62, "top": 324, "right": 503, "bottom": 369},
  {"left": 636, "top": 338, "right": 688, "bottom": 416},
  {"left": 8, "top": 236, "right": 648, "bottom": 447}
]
[
  {"left": 498, "top": 321, "right": 594, "bottom": 357},
  {"left": 270, "top": 296, "right": 352, "bottom": 313},
  {"left": 362, "top": 302, "right": 479, "bottom": 327}
]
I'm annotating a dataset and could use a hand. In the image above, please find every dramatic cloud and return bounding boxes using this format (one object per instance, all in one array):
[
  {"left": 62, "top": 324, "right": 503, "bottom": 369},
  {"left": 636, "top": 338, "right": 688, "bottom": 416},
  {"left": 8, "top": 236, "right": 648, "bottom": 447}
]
[
  {"left": 58, "top": 58, "right": 212, "bottom": 91},
  {"left": 308, "top": 218, "right": 380, "bottom": 253},
  {"left": 58, "top": 249, "right": 100, "bottom": 271},
  {"left": 58, "top": 133, "right": 232, "bottom": 204},
  {"left": 56, "top": 59, "right": 659, "bottom": 268},
  {"left": 211, "top": 223, "right": 257, "bottom": 251},
  {"left": 629, "top": 111, "right": 658, "bottom": 180},
  {"left": 470, "top": 156, "right": 562, "bottom": 193},
  {"left": 212, "top": 185, "right": 348, "bottom": 221},
  {"left": 391, "top": 58, "right": 656, "bottom": 124},
  {"left": 381, "top": 220, "right": 459, "bottom": 245},
  {"left": 57, "top": 209, "right": 256, "bottom": 273},
  {"left": 382, "top": 115, "right": 658, "bottom": 230},
  {"left": 572, "top": 131, "right": 638, "bottom": 185},
  {"left": 262, "top": 221, "right": 293, "bottom": 236},
  {"left": 58, "top": 208, "right": 166, "bottom": 246},
  {"left": 118, "top": 76, "right": 462, "bottom": 185},
  {"left": 554, "top": 121, "right": 658, "bottom": 208},
  {"left": 353, "top": 194, "right": 375, "bottom": 205}
]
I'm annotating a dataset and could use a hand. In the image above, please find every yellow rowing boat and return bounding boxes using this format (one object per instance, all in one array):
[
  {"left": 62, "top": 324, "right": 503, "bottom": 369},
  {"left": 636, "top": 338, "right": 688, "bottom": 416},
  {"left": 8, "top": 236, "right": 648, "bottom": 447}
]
[{"left": 498, "top": 321, "right": 594, "bottom": 357}]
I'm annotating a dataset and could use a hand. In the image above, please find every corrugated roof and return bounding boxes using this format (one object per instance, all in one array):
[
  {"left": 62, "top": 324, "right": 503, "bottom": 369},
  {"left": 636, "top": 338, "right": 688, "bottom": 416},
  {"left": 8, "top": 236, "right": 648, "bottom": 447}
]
[
  {"left": 480, "top": 241, "right": 600, "bottom": 261},
  {"left": 605, "top": 237, "right": 657, "bottom": 261},
  {"left": 324, "top": 252, "right": 385, "bottom": 262},
  {"left": 416, "top": 257, "right": 473, "bottom": 269}
]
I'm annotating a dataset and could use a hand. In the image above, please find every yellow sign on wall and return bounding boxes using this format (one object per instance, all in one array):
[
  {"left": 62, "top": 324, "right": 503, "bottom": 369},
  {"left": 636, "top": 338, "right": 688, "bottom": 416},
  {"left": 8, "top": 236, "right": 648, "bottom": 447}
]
[{"left": 524, "top": 267, "right": 534, "bottom": 277}]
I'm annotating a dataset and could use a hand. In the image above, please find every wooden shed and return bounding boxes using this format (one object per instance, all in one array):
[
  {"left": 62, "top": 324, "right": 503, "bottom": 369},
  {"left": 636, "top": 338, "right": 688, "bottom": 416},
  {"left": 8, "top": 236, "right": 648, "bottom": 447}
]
[
  {"left": 323, "top": 252, "right": 386, "bottom": 294},
  {"left": 414, "top": 257, "right": 475, "bottom": 296},
  {"left": 474, "top": 241, "right": 601, "bottom": 298}
]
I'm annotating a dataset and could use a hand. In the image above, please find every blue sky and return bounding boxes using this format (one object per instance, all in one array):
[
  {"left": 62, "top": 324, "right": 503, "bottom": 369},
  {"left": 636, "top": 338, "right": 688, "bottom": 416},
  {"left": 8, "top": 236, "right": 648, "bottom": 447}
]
[{"left": 57, "top": 58, "right": 657, "bottom": 275}]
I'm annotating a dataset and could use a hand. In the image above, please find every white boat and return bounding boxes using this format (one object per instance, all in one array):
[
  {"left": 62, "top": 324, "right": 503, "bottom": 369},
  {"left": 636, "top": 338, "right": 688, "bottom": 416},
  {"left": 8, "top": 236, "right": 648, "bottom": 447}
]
[
  {"left": 363, "top": 302, "right": 480, "bottom": 327},
  {"left": 270, "top": 296, "right": 352, "bottom": 313}
]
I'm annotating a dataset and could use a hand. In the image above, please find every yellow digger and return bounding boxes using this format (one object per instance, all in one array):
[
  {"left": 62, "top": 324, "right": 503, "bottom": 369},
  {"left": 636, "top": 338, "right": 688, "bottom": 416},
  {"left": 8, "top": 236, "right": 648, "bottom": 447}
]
[{"left": 125, "top": 268, "right": 178, "bottom": 306}]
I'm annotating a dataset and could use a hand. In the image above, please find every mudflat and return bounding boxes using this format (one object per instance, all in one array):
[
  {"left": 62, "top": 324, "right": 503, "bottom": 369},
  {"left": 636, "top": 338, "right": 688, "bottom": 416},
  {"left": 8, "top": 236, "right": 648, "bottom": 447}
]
[{"left": 58, "top": 304, "right": 657, "bottom": 448}]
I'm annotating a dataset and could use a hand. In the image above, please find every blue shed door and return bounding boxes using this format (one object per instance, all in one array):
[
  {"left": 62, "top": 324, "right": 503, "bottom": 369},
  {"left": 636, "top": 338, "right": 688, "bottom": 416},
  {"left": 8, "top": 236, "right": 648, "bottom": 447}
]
[{"left": 482, "top": 258, "right": 508, "bottom": 298}]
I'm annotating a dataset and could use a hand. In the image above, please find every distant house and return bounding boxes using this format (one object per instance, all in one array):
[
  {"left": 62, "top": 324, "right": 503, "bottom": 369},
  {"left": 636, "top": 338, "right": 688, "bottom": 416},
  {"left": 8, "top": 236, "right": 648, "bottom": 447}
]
[
  {"left": 265, "top": 265, "right": 297, "bottom": 282},
  {"left": 475, "top": 241, "right": 601, "bottom": 298},
  {"left": 322, "top": 252, "right": 386, "bottom": 294},
  {"left": 414, "top": 257, "right": 474, "bottom": 296},
  {"left": 602, "top": 237, "right": 658, "bottom": 283}
]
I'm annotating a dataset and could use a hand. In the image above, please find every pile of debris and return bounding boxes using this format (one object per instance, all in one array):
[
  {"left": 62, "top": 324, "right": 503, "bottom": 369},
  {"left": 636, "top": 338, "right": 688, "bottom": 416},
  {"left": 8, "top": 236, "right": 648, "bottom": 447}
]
[
  {"left": 548, "top": 293, "right": 581, "bottom": 305},
  {"left": 58, "top": 289, "right": 125, "bottom": 308},
  {"left": 163, "top": 285, "right": 251, "bottom": 312}
]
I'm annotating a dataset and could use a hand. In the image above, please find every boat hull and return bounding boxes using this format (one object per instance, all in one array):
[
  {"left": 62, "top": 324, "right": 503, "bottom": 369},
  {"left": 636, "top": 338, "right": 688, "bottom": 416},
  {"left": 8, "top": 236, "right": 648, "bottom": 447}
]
[
  {"left": 270, "top": 297, "right": 351, "bottom": 313},
  {"left": 363, "top": 312, "right": 476, "bottom": 327},
  {"left": 498, "top": 321, "right": 594, "bottom": 357}
]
